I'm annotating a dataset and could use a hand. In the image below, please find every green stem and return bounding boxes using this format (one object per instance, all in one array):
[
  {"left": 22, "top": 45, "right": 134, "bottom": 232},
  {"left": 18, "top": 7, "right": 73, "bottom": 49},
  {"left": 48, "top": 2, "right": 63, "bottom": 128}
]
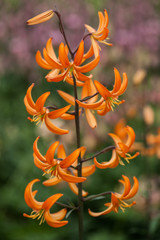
[
  {"left": 54, "top": 12, "right": 83, "bottom": 238},
  {"left": 72, "top": 73, "right": 84, "bottom": 240}
]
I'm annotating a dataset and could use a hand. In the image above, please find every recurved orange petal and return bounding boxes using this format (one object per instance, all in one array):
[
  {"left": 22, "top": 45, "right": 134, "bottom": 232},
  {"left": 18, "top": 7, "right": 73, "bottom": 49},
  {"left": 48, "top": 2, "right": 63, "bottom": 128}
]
[
  {"left": 24, "top": 179, "right": 43, "bottom": 211},
  {"left": 33, "top": 154, "right": 48, "bottom": 170},
  {"left": 47, "top": 208, "right": 67, "bottom": 221},
  {"left": 75, "top": 56, "right": 100, "bottom": 73},
  {"left": 114, "top": 73, "right": 128, "bottom": 96},
  {"left": 59, "top": 43, "right": 70, "bottom": 68},
  {"left": 57, "top": 90, "right": 75, "bottom": 106},
  {"left": 116, "top": 175, "right": 131, "bottom": 199},
  {"left": 35, "top": 92, "right": 50, "bottom": 113},
  {"left": 94, "top": 80, "right": 112, "bottom": 99},
  {"left": 47, "top": 105, "right": 71, "bottom": 119},
  {"left": 96, "top": 27, "right": 109, "bottom": 41},
  {"left": 45, "top": 141, "right": 59, "bottom": 165},
  {"left": 46, "top": 69, "right": 69, "bottom": 82},
  {"left": 97, "top": 102, "right": 111, "bottom": 116},
  {"left": 76, "top": 98, "right": 104, "bottom": 110},
  {"left": 33, "top": 137, "right": 46, "bottom": 162},
  {"left": 43, "top": 48, "right": 62, "bottom": 69},
  {"left": 111, "top": 68, "right": 122, "bottom": 94},
  {"left": 57, "top": 144, "right": 66, "bottom": 159},
  {"left": 83, "top": 44, "right": 94, "bottom": 60},
  {"left": 108, "top": 133, "right": 122, "bottom": 148},
  {"left": 36, "top": 50, "right": 52, "bottom": 70},
  {"left": 91, "top": 37, "right": 100, "bottom": 57},
  {"left": 88, "top": 203, "right": 113, "bottom": 217},
  {"left": 43, "top": 177, "right": 62, "bottom": 186},
  {"left": 94, "top": 149, "right": 119, "bottom": 169},
  {"left": 74, "top": 71, "right": 92, "bottom": 82},
  {"left": 57, "top": 165, "right": 86, "bottom": 183},
  {"left": 125, "top": 126, "right": 136, "bottom": 149},
  {"left": 97, "top": 11, "right": 105, "bottom": 32},
  {"left": 60, "top": 148, "right": 81, "bottom": 168},
  {"left": 25, "top": 83, "right": 36, "bottom": 109},
  {"left": 60, "top": 112, "right": 75, "bottom": 120},
  {"left": 123, "top": 176, "right": 139, "bottom": 200},
  {"left": 81, "top": 164, "right": 96, "bottom": 176},
  {"left": 44, "top": 210, "right": 68, "bottom": 228},
  {"left": 24, "top": 96, "right": 37, "bottom": 115},
  {"left": 85, "top": 109, "right": 97, "bottom": 128},
  {"left": 45, "top": 115, "right": 69, "bottom": 135},
  {"left": 74, "top": 40, "right": 84, "bottom": 66},
  {"left": 104, "top": 9, "right": 109, "bottom": 27},
  {"left": 46, "top": 38, "right": 58, "bottom": 61},
  {"left": 42, "top": 194, "right": 63, "bottom": 211}
]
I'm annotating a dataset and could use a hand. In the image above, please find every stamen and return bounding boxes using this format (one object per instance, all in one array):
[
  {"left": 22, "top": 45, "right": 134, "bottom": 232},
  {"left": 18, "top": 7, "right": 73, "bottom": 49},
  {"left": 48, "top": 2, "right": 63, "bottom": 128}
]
[
  {"left": 43, "top": 165, "right": 59, "bottom": 178},
  {"left": 29, "top": 113, "right": 45, "bottom": 126},
  {"left": 29, "top": 209, "right": 45, "bottom": 224}
]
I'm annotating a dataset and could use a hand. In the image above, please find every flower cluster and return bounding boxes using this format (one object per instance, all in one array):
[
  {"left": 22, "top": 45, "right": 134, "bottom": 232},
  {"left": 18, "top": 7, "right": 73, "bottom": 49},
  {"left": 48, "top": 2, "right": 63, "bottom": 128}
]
[{"left": 23, "top": 9, "right": 139, "bottom": 230}]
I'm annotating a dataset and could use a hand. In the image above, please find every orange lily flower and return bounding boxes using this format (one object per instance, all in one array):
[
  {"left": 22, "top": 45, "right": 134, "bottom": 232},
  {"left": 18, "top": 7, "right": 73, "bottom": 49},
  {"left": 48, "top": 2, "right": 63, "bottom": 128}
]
[
  {"left": 27, "top": 10, "right": 54, "bottom": 25},
  {"left": 85, "top": 9, "right": 112, "bottom": 57},
  {"left": 88, "top": 175, "right": 139, "bottom": 216},
  {"left": 108, "top": 125, "right": 140, "bottom": 165},
  {"left": 58, "top": 79, "right": 104, "bottom": 128},
  {"left": 36, "top": 38, "right": 100, "bottom": 84},
  {"left": 33, "top": 137, "right": 86, "bottom": 185},
  {"left": 94, "top": 68, "right": 128, "bottom": 115},
  {"left": 23, "top": 179, "right": 68, "bottom": 227},
  {"left": 24, "top": 83, "right": 71, "bottom": 135}
]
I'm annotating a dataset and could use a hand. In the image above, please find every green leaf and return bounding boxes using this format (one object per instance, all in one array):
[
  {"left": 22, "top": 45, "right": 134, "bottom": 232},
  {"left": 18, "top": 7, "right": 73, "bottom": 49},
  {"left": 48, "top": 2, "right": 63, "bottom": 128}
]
[{"left": 66, "top": 208, "right": 75, "bottom": 219}]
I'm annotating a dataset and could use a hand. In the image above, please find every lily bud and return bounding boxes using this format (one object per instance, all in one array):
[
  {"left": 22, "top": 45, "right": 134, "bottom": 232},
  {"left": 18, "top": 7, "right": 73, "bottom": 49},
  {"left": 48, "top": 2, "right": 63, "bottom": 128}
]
[{"left": 27, "top": 10, "right": 54, "bottom": 25}]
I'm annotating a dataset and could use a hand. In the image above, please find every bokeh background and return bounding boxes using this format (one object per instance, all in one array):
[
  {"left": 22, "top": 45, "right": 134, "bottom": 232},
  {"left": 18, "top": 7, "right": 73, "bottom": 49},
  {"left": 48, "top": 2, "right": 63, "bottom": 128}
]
[{"left": 0, "top": 0, "right": 160, "bottom": 239}]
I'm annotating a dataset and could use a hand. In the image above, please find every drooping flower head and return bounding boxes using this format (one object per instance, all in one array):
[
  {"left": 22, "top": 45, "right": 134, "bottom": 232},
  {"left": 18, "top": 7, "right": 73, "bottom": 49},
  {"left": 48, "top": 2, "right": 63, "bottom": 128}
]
[
  {"left": 88, "top": 175, "right": 139, "bottom": 216},
  {"left": 85, "top": 9, "right": 112, "bottom": 56},
  {"left": 94, "top": 68, "right": 128, "bottom": 115},
  {"left": 23, "top": 179, "right": 68, "bottom": 227},
  {"left": 24, "top": 83, "right": 71, "bottom": 134},
  {"left": 33, "top": 137, "right": 86, "bottom": 184},
  {"left": 108, "top": 125, "right": 140, "bottom": 165},
  {"left": 36, "top": 38, "right": 100, "bottom": 84},
  {"left": 33, "top": 137, "right": 95, "bottom": 196}
]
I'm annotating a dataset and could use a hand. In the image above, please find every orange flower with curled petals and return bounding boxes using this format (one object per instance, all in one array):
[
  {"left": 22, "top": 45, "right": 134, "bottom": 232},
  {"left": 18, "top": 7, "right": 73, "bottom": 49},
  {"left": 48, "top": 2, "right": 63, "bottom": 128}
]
[
  {"left": 33, "top": 137, "right": 86, "bottom": 185},
  {"left": 94, "top": 68, "right": 128, "bottom": 115},
  {"left": 24, "top": 83, "right": 71, "bottom": 135},
  {"left": 27, "top": 10, "right": 54, "bottom": 25},
  {"left": 85, "top": 9, "right": 112, "bottom": 57},
  {"left": 108, "top": 126, "right": 140, "bottom": 165},
  {"left": 88, "top": 175, "right": 139, "bottom": 216},
  {"left": 23, "top": 179, "right": 68, "bottom": 227},
  {"left": 36, "top": 38, "right": 99, "bottom": 84}
]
